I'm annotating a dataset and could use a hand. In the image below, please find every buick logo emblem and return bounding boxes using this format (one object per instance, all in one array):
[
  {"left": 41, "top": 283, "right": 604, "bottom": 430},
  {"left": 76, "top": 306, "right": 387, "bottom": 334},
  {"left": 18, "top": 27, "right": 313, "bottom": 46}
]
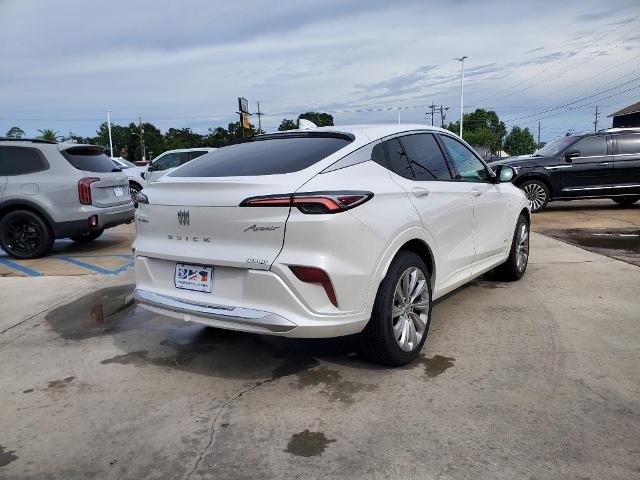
[{"left": 177, "top": 209, "right": 190, "bottom": 226}]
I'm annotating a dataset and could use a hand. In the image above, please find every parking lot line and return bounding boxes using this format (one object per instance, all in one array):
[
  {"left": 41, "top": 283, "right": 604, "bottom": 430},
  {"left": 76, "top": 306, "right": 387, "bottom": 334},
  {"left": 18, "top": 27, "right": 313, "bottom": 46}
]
[
  {"left": 0, "top": 258, "right": 43, "bottom": 277},
  {"left": 54, "top": 255, "right": 133, "bottom": 275}
]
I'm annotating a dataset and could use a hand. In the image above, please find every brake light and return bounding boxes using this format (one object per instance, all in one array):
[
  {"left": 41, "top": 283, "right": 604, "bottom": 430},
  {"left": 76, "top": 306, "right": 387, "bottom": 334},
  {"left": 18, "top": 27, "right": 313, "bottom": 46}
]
[
  {"left": 289, "top": 266, "right": 338, "bottom": 307},
  {"left": 240, "top": 191, "right": 373, "bottom": 214},
  {"left": 78, "top": 177, "right": 99, "bottom": 205}
]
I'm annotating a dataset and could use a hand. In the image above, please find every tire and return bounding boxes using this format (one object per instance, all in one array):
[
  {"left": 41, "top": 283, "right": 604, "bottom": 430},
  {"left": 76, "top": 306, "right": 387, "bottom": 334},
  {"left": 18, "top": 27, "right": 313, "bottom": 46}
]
[
  {"left": 129, "top": 182, "right": 142, "bottom": 207},
  {"left": 0, "top": 209, "right": 55, "bottom": 259},
  {"left": 69, "top": 229, "right": 104, "bottom": 243},
  {"left": 520, "top": 180, "right": 550, "bottom": 213},
  {"left": 493, "top": 214, "right": 529, "bottom": 281},
  {"left": 611, "top": 195, "right": 640, "bottom": 206},
  {"left": 359, "top": 251, "right": 432, "bottom": 366}
]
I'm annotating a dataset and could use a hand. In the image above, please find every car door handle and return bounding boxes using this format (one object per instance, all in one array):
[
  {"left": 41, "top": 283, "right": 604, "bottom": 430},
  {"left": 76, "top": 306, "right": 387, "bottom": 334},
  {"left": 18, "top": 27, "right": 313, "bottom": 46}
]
[
  {"left": 597, "top": 162, "right": 611, "bottom": 166},
  {"left": 470, "top": 188, "right": 483, "bottom": 197},
  {"left": 412, "top": 187, "right": 430, "bottom": 198}
]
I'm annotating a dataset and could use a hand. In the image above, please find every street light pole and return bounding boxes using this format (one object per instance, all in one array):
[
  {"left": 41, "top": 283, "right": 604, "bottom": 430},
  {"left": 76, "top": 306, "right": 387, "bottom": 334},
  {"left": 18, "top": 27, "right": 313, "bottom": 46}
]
[
  {"left": 454, "top": 56, "right": 467, "bottom": 138},
  {"left": 106, "top": 110, "right": 114, "bottom": 157}
]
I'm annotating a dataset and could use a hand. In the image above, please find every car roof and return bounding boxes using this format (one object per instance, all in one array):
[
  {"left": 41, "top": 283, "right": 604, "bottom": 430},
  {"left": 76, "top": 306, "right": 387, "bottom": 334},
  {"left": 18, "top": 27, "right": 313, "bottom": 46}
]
[{"left": 265, "top": 124, "right": 451, "bottom": 141}]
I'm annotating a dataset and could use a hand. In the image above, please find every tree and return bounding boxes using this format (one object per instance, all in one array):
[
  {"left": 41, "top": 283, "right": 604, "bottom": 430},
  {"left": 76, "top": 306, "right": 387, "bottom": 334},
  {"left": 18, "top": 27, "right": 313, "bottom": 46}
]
[
  {"left": 504, "top": 126, "right": 537, "bottom": 156},
  {"left": 164, "top": 128, "right": 204, "bottom": 150},
  {"left": 278, "top": 119, "right": 297, "bottom": 131},
  {"left": 298, "top": 112, "right": 334, "bottom": 127},
  {"left": 5, "top": 127, "right": 25, "bottom": 138},
  {"left": 446, "top": 109, "right": 506, "bottom": 155},
  {"left": 37, "top": 129, "right": 62, "bottom": 142}
]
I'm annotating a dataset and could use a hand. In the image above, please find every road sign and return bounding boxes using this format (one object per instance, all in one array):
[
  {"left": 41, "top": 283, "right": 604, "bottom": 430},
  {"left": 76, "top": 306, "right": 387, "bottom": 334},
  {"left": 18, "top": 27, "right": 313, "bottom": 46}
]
[
  {"left": 242, "top": 113, "right": 251, "bottom": 129},
  {"left": 238, "top": 97, "right": 249, "bottom": 114}
]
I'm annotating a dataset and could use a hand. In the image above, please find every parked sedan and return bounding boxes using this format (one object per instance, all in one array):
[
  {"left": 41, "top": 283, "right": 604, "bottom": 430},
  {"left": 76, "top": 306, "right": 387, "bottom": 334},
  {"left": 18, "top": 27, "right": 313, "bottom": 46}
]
[
  {"left": 133, "top": 125, "right": 529, "bottom": 366},
  {"left": 489, "top": 129, "right": 640, "bottom": 212}
]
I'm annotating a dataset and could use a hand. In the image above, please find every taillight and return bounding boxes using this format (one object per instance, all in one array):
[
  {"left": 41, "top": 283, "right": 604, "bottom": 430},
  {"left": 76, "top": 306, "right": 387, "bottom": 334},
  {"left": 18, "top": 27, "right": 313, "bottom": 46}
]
[
  {"left": 240, "top": 191, "right": 373, "bottom": 214},
  {"left": 78, "top": 177, "right": 99, "bottom": 205},
  {"left": 289, "top": 266, "right": 338, "bottom": 307}
]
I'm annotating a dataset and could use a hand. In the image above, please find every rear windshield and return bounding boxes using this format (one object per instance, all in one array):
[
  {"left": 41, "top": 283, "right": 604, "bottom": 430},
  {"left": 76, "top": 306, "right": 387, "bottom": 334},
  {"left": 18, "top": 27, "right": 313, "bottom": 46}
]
[
  {"left": 170, "top": 135, "right": 352, "bottom": 177},
  {"left": 62, "top": 147, "right": 118, "bottom": 173}
]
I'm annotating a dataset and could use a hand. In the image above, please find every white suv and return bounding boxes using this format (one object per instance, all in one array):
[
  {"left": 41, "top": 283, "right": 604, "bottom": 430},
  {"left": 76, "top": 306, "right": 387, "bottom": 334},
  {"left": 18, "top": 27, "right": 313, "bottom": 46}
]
[{"left": 133, "top": 125, "right": 529, "bottom": 365}]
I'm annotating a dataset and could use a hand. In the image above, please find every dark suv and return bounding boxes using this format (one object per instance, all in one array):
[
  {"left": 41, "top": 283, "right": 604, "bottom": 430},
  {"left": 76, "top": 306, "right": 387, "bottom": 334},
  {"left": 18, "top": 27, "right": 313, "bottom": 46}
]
[{"left": 489, "top": 128, "right": 640, "bottom": 212}]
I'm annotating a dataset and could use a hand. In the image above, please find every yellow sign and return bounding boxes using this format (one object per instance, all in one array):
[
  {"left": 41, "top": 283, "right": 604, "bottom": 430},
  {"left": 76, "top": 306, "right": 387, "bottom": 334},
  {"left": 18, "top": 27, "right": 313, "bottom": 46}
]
[{"left": 242, "top": 113, "right": 251, "bottom": 129}]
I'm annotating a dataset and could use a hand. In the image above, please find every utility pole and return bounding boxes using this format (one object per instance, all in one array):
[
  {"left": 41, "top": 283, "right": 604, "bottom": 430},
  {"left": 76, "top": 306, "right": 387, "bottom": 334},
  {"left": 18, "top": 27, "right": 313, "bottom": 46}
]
[
  {"left": 454, "top": 56, "right": 468, "bottom": 138},
  {"left": 397, "top": 107, "right": 401, "bottom": 124},
  {"left": 537, "top": 121, "right": 541, "bottom": 148},
  {"left": 138, "top": 116, "right": 146, "bottom": 161},
  {"left": 593, "top": 106, "right": 600, "bottom": 132},
  {"left": 427, "top": 103, "right": 437, "bottom": 126},
  {"left": 439, "top": 106, "right": 449, "bottom": 128},
  {"left": 106, "top": 110, "right": 113, "bottom": 157},
  {"left": 255, "top": 101, "right": 264, "bottom": 134}
]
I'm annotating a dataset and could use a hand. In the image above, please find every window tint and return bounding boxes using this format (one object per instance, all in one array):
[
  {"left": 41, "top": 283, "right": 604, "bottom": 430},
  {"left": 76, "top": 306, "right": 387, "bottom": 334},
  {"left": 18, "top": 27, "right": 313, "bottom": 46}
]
[
  {"left": 152, "top": 152, "right": 179, "bottom": 171},
  {"left": 189, "top": 150, "right": 209, "bottom": 161},
  {"left": 573, "top": 136, "right": 607, "bottom": 157},
  {"left": 382, "top": 138, "right": 413, "bottom": 179},
  {"left": 399, "top": 134, "right": 452, "bottom": 180},
  {"left": 439, "top": 135, "right": 489, "bottom": 182},
  {"left": 171, "top": 136, "right": 351, "bottom": 177},
  {"left": 62, "top": 147, "right": 116, "bottom": 173},
  {"left": 616, "top": 134, "right": 640, "bottom": 155},
  {"left": 0, "top": 146, "right": 48, "bottom": 175}
]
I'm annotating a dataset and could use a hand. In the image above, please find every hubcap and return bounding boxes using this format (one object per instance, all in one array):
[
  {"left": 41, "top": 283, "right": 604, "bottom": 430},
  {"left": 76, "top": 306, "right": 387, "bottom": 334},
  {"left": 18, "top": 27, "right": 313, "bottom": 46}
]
[
  {"left": 523, "top": 183, "right": 546, "bottom": 211},
  {"left": 515, "top": 222, "right": 529, "bottom": 272},
  {"left": 392, "top": 267, "right": 430, "bottom": 352},
  {"left": 3, "top": 216, "right": 44, "bottom": 256}
]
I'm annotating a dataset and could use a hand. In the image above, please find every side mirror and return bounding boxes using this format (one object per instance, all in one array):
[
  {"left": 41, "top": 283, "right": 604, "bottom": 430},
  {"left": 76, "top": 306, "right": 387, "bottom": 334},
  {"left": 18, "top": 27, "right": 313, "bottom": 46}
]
[
  {"left": 496, "top": 165, "right": 516, "bottom": 183},
  {"left": 147, "top": 163, "right": 154, "bottom": 172},
  {"left": 565, "top": 149, "right": 580, "bottom": 161}
]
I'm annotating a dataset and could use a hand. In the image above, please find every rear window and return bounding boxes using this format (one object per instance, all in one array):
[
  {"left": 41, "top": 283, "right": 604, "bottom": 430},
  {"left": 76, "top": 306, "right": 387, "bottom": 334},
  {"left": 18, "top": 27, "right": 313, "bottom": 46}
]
[
  {"left": 0, "top": 146, "right": 49, "bottom": 175},
  {"left": 62, "top": 147, "right": 117, "bottom": 173},
  {"left": 170, "top": 135, "right": 351, "bottom": 177}
]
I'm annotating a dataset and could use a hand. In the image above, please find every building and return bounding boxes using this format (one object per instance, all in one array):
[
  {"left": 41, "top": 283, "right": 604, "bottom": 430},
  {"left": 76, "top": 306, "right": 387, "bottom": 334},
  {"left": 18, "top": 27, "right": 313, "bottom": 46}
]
[{"left": 608, "top": 101, "right": 640, "bottom": 128}]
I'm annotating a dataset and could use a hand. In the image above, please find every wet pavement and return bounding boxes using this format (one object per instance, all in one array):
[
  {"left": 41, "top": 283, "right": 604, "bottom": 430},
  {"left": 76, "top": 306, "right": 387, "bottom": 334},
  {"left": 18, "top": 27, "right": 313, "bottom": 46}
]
[
  {"left": 1, "top": 233, "right": 639, "bottom": 479},
  {"left": 533, "top": 199, "right": 640, "bottom": 266}
]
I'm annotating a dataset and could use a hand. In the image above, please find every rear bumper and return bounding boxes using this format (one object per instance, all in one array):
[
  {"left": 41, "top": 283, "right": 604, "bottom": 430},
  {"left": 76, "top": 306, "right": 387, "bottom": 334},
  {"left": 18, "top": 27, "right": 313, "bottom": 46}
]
[
  {"left": 53, "top": 204, "right": 135, "bottom": 238},
  {"left": 133, "top": 255, "right": 370, "bottom": 338},
  {"left": 134, "top": 289, "right": 297, "bottom": 333}
]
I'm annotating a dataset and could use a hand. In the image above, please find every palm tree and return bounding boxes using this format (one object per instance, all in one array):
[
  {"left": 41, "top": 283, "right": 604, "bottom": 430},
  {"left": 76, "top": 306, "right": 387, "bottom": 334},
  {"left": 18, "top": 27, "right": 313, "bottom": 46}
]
[{"left": 37, "top": 129, "right": 62, "bottom": 142}]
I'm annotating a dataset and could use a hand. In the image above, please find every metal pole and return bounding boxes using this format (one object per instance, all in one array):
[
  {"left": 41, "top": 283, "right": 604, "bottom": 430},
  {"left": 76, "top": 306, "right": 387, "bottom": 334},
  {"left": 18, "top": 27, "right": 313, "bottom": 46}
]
[
  {"left": 106, "top": 110, "right": 113, "bottom": 157},
  {"left": 398, "top": 107, "right": 401, "bottom": 124},
  {"left": 537, "top": 121, "right": 541, "bottom": 147},
  {"left": 139, "top": 116, "right": 145, "bottom": 161},
  {"left": 593, "top": 106, "right": 599, "bottom": 132},
  {"left": 454, "top": 56, "right": 467, "bottom": 138},
  {"left": 256, "top": 101, "right": 262, "bottom": 134}
]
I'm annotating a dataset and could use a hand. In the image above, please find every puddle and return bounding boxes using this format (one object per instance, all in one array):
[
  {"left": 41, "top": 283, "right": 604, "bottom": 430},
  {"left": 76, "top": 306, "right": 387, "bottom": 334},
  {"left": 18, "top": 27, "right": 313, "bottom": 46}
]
[
  {"left": 411, "top": 354, "right": 456, "bottom": 378},
  {"left": 45, "top": 284, "right": 146, "bottom": 340},
  {"left": 295, "top": 365, "right": 376, "bottom": 405},
  {"left": 543, "top": 229, "right": 640, "bottom": 255},
  {"left": 0, "top": 445, "right": 18, "bottom": 468},
  {"left": 285, "top": 430, "right": 335, "bottom": 457}
]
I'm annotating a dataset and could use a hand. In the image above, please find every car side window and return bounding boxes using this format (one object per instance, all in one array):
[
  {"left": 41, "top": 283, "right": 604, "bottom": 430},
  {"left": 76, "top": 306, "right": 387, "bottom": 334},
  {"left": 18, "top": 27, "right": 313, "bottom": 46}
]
[
  {"left": 399, "top": 133, "right": 452, "bottom": 181},
  {"left": 0, "top": 146, "right": 49, "bottom": 176},
  {"left": 439, "top": 135, "right": 490, "bottom": 182},
  {"left": 572, "top": 136, "right": 607, "bottom": 157},
  {"left": 189, "top": 150, "right": 208, "bottom": 161},
  {"left": 382, "top": 138, "right": 413, "bottom": 179},
  {"left": 616, "top": 134, "right": 640, "bottom": 155},
  {"left": 177, "top": 152, "right": 192, "bottom": 166},
  {"left": 153, "top": 153, "right": 178, "bottom": 171}
]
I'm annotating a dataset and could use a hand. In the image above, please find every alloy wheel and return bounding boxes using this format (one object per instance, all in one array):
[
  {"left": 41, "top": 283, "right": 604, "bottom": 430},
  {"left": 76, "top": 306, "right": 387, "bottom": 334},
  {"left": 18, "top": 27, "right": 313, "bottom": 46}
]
[
  {"left": 515, "top": 222, "right": 529, "bottom": 272},
  {"left": 391, "top": 266, "right": 430, "bottom": 352},
  {"left": 522, "top": 183, "right": 547, "bottom": 211},
  {"left": 3, "top": 216, "right": 44, "bottom": 256}
]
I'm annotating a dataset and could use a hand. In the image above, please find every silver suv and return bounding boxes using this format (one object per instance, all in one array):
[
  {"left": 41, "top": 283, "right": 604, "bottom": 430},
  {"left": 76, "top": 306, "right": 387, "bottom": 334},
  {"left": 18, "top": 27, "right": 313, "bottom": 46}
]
[{"left": 0, "top": 139, "right": 134, "bottom": 259}]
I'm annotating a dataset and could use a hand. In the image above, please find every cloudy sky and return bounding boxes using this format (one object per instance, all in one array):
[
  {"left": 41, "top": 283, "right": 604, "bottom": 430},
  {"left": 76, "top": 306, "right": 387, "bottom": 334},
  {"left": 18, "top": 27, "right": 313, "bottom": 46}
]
[{"left": 1, "top": 0, "right": 639, "bottom": 143}]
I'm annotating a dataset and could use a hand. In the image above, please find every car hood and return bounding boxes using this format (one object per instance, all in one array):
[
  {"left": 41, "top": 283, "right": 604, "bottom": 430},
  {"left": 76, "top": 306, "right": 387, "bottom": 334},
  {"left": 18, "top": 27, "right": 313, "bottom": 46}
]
[{"left": 488, "top": 155, "right": 551, "bottom": 168}]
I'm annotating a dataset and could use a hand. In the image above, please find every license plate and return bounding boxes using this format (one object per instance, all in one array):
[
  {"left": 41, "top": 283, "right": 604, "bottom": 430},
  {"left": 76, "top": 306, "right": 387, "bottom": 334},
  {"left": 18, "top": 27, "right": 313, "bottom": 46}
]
[
  {"left": 174, "top": 263, "right": 213, "bottom": 293},
  {"left": 114, "top": 186, "right": 125, "bottom": 197}
]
